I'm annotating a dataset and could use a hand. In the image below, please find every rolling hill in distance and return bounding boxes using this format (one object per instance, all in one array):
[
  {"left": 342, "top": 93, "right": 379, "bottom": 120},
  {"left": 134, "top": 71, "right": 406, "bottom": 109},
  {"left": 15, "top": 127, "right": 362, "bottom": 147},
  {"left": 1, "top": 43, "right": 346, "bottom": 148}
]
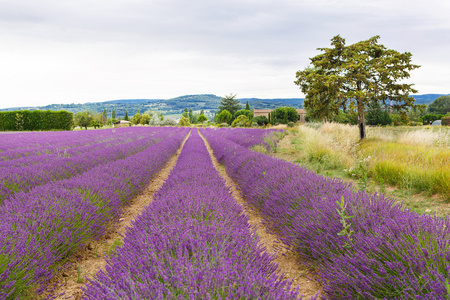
[{"left": 1, "top": 93, "right": 447, "bottom": 118}]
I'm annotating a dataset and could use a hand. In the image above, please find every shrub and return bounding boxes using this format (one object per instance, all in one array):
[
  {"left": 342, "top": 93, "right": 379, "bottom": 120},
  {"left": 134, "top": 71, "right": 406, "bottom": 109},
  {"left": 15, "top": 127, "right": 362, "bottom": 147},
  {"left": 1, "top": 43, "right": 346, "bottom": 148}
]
[
  {"left": 178, "top": 116, "right": 190, "bottom": 126},
  {"left": 274, "top": 107, "right": 299, "bottom": 124},
  {"left": 234, "top": 109, "right": 253, "bottom": 120},
  {"left": 217, "top": 110, "right": 233, "bottom": 124},
  {"left": 231, "top": 115, "right": 249, "bottom": 127},
  {"left": 253, "top": 116, "right": 269, "bottom": 126},
  {"left": 0, "top": 110, "right": 73, "bottom": 131},
  {"left": 161, "top": 118, "right": 177, "bottom": 126},
  {"left": 442, "top": 116, "right": 450, "bottom": 126}
]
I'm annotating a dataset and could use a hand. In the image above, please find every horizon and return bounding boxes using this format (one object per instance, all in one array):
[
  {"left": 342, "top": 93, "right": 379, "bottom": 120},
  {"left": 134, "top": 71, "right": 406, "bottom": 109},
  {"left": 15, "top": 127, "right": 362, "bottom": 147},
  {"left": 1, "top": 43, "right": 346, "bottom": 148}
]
[{"left": 2, "top": 93, "right": 450, "bottom": 111}]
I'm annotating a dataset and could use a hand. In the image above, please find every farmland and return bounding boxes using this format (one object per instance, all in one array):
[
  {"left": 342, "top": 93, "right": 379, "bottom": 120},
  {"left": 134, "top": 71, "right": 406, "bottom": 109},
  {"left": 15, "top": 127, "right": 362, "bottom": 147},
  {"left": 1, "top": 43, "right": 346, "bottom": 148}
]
[{"left": 1, "top": 126, "right": 450, "bottom": 299}]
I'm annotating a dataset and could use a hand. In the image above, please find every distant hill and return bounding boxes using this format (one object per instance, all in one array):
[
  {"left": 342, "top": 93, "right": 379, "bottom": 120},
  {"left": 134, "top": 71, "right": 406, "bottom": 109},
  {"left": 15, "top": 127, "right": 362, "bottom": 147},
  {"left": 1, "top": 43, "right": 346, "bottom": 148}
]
[
  {"left": 1, "top": 93, "right": 446, "bottom": 118},
  {"left": 409, "top": 94, "right": 449, "bottom": 105}
]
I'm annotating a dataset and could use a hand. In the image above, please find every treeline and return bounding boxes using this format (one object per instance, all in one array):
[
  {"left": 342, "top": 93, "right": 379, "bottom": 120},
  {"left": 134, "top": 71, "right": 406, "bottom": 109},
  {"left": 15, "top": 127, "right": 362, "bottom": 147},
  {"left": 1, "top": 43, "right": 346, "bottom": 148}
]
[
  {"left": 0, "top": 110, "right": 73, "bottom": 131},
  {"left": 309, "top": 95, "right": 450, "bottom": 126},
  {"left": 210, "top": 95, "right": 300, "bottom": 127}
]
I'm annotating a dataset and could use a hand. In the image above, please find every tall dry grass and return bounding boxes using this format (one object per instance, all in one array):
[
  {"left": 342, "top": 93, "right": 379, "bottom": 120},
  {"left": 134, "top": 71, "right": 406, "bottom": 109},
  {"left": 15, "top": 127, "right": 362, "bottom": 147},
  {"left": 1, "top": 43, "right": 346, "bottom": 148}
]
[
  {"left": 297, "top": 123, "right": 450, "bottom": 200},
  {"left": 297, "top": 122, "right": 359, "bottom": 169}
]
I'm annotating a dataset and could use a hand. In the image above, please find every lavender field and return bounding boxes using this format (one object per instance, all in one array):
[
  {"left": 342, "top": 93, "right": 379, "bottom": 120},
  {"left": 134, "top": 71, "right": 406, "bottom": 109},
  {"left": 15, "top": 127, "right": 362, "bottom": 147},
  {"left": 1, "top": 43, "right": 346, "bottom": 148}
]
[{"left": 1, "top": 126, "right": 449, "bottom": 299}]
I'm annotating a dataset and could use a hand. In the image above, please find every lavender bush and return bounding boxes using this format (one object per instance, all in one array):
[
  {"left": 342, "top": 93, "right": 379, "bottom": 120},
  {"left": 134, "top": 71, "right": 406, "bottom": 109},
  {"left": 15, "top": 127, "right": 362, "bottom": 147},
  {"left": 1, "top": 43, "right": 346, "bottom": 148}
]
[
  {"left": 201, "top": 128, "right": 450, "bottom": 300},
  {"left": 0, "top": 127, "right": 189, "bottom": 299},
  {"left": 205, "top": 127, "right": 283, "bottom": 151},
  {"left": 83, "top": 129, "right": 313, "bottom": 300},
  {"left": 0, "top": 127, "right": 177, "bottom": 203}
]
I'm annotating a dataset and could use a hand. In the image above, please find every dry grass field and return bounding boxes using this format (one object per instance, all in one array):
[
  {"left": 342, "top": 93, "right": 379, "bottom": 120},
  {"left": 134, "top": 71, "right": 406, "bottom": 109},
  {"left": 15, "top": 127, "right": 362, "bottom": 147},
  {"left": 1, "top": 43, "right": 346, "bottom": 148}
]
[{"left": 272, "top": 123, "right": 450, "bottom": 216}]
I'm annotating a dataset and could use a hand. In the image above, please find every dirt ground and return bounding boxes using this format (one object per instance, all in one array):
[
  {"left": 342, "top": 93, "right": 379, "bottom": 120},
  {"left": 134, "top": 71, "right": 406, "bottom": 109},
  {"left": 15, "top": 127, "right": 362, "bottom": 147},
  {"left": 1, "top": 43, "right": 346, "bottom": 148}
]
[{"left": 48, "top": 132, "right": 191, "bottom": 299}]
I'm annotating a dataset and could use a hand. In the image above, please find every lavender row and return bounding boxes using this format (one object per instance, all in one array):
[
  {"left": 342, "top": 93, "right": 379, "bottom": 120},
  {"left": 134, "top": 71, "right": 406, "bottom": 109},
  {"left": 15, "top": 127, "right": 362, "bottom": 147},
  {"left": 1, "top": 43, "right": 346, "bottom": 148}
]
[
  {"left": 82, "top": 129, "right": 309, "bottom": 300},
  {"left": 0, "top": 127, "right": 160, "bottom": 164},
  {"left": 0, "top": 128, "right": 189, "bottom": 299},
  {"left": 0, "top": 129, "right": 151, "bottom": 169},
  {"left": 204, "top": 127, "right": 283, "bottom": 150},
  {"left": 0, "top": 128, "right": 127, "bottom": 160},
  {"left": 0, "top": 128, "right": 178, "bottom": 203},
  {"left": 201, "top": 128, "right": 450, "bottom": 300}
]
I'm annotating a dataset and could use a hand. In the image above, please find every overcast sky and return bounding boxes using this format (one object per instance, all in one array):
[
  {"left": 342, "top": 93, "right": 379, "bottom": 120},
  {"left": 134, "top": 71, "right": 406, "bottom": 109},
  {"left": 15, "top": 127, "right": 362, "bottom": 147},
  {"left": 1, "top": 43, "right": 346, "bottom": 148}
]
[{"left": 1, "top": 0, "right": 449, "bottom": 109}]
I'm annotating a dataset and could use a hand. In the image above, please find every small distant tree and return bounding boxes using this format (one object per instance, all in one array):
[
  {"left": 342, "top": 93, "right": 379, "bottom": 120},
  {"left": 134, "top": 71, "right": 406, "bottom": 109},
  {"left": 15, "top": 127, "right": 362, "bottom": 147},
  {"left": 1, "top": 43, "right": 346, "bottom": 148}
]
[
  {"left": 124, "top": 110, "right": 129, "bottom": 121},
  {"left": 178, "top": 116, "right": 190, "bottom": 126},
  {"left": 428, "top": 96, "right": 450, "bottom": 115},
  {"left": 101, "top": 109, "right": 107, "bottom": 124},
  {"left": 218, "top": 94, "right": 241, "bottom": 117},
  {"left": 140, "top": 114, "right": 150, "bottom": 125},
  {"left": 182, "top": 108, "right": 189, "bottom": 119},
  {"left": 132, "top": 111, "right": 141, "bottom": 124},
  {"left": 365, "top": 102, "right": 392, "bottom": 126},
  {"left": 273, "top": 107, "right": 299, "bottom": 124},
  {"left": 217, "top": 109, "right": 233, "bottom": 124},
  {"left": 245, "top": 101, "right": 250, "bottom": 110},
  {"left": 197, "top": 114, "right": 207, "bottom": 123},
  {"left": 74, "top": 111, "right": 94, "bottom": 130},
  {"left": 91, "top": 113, "right": 103, "bottom": 129}
]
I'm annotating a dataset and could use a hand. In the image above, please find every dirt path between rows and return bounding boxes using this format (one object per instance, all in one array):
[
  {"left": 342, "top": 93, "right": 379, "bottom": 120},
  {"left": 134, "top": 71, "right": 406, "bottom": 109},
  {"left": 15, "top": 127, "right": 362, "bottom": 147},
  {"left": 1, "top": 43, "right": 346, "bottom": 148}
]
[
  {"left": 49, "top": 131, "right": 191, "bottom": 299},
  {"left": 199, "top": 131, "right": 322, "bottom": 300}
]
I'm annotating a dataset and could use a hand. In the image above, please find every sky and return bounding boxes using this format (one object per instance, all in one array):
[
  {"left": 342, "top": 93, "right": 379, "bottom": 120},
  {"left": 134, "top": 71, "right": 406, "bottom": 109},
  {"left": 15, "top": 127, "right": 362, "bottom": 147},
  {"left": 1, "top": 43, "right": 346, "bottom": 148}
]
[{"left": 0, "top": 0, "right": 449, "bottom": 109}]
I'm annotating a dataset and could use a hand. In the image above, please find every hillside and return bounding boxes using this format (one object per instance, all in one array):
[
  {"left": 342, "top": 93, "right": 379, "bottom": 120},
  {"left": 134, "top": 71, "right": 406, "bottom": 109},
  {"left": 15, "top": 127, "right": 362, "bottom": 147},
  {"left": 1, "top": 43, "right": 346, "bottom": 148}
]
[{"left": 1, "top": 93, "right": 447, "bottom": 118}]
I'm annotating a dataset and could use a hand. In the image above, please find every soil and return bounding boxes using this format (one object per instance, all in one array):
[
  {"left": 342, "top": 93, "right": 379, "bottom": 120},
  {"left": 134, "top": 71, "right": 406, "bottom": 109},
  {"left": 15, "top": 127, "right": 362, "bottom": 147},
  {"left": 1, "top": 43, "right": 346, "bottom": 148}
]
[
  {"left": 47, "top": 132, "right": 191, "bottom": 299},
  {"left": 199, "top": 131, "right": 322, "bottom": 299}
]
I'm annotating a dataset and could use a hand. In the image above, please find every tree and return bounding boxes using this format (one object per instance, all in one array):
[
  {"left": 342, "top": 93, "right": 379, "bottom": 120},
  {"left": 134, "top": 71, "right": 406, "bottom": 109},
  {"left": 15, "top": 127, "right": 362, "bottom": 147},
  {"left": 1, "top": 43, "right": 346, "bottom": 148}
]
[
  {"left": 197, "top": 114, "right": 207, "bottom": 123},
  {"left": 428, "top": 96, "right": 450, "bottom": 115},
  {"left": 245, "top": 101, "right": 250, "bottom": 110},
  {"left": 74, "top": 111, "right": 94, "bottom": 130},
  {"left": 295, "top": 35, "right": 421, "bottom": 139},
  {"left": 274, "top": 107, "right": 299, "bottom": 124},
  {"left": 102, "top": 109, "right": 108, "bottom": 125},
  {"left": 178, "top": 116, "right": 190, "bottom": 126},
  {"left": 365, "top": 101, "right": 392, "bottom": 126},
  {"left": 216, "top": 109, "right": 233, "bottom": 124},
  {"left": 182, "top": 108, "right": 189, "bottom": 119},
  {"left": 124, "top": 110, "right": 129, "bottom": 121},
  {"left": 112, "top": 109, "right": 116, "bottom": 120},
  {"left": 132, "top": 111, "right": 141, "bottom": 124},
  {"left": 140, "top": 113, "right": 150, "bottom": 125},
  {"left": 91, "top": 113, "right": 103, "bottom": 129},
  {"left": 218, "top": 94, "right": 241, "bottom": 117}
]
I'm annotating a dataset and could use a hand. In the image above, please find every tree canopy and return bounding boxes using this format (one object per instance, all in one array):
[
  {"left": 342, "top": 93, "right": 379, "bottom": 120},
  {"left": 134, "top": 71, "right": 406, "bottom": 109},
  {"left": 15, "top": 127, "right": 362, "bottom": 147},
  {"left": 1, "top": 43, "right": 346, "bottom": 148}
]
[
  {"left": 294, "top": 35, "right": 421, "bottom": 139},
  {"left": 428, "top": 95, "right": 450, "bottom": 115},
  {"left": 218, "top": 94, "right": 241, "bottom": 117},
  {"left": 74, "top": 111, "right": 94, "bottom": 130},
  {"left": 216, "top": 109, "right": 233, "bottom": 124}
]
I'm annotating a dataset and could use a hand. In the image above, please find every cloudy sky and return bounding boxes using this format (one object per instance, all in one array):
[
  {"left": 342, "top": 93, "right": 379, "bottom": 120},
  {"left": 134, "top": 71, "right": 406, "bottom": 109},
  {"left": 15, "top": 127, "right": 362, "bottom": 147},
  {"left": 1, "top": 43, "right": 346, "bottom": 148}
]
[{"left": 1, "top": 0, "right": 449, "bottom": 109}]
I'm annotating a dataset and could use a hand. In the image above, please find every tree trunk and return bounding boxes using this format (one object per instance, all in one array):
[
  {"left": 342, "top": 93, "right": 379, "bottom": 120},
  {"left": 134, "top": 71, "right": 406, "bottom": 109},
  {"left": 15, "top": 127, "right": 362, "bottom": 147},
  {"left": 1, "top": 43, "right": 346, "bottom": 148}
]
[{"left": 357, "top": 104, "right": 366, "bottom": 140}]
